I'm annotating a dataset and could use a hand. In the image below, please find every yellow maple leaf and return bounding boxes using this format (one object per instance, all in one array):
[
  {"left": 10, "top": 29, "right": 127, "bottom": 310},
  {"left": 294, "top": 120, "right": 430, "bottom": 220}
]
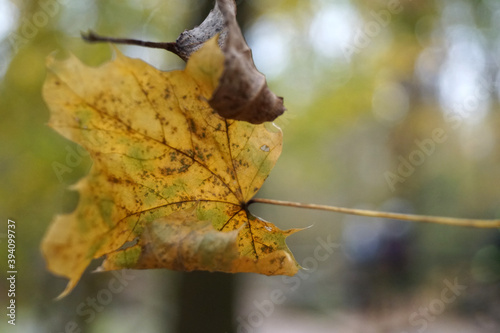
[{"left": 41, "top": 37, "right": 300, "bottom": 298}]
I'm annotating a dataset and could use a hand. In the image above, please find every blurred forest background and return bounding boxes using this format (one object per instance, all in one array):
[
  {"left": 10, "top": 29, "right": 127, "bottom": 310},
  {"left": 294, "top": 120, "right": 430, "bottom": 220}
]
[{"left": 1, "top": 0, "right": 500, "bottom": 332}]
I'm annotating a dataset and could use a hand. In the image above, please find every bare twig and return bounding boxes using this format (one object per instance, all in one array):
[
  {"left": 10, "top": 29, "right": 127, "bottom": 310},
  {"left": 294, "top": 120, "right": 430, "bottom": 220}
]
[
  {"left": 249, "top": 198, "right": 500, "bottom": 228},
  {"left": 81, "top": 30, "right": 180, "bottom": 56}
]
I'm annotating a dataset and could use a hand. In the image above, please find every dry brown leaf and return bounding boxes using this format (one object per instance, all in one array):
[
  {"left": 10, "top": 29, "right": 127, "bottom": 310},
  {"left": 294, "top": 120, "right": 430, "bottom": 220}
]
[{"left": 208, "top": 0, "right": 286, "bottom": 124}]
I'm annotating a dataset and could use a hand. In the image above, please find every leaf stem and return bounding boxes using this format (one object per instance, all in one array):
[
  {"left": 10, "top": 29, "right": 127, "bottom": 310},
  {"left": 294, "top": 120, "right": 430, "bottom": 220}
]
[
  {"left": 81, "top": 30, "right": 180, "bottom": 55},
  {"left": 249, "top": 198, "right": 500, "bottom": 228}
]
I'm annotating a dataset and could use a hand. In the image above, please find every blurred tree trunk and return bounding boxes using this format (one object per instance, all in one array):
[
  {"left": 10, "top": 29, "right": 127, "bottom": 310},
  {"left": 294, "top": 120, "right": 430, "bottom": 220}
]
[
  {"left": 173, "top": 2, "right": 258, "bottom": 331},
  {"left": 176, "top": 272, "right": 235, "bottom": 333}
]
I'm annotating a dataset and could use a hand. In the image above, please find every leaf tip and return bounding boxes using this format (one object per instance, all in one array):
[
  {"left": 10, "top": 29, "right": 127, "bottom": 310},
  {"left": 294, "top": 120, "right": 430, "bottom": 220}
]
[{"left": 54, "top": 279, "right": 79, "bottom": 301}]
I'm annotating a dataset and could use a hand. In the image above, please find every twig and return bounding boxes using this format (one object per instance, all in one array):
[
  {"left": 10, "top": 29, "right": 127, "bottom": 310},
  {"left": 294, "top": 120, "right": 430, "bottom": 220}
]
[
  {"left": 81, "top": 30, "right": 180, "bottom": 55},
  {"left": 248, "top": 198, "right": 500, "bottom": 228}
]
